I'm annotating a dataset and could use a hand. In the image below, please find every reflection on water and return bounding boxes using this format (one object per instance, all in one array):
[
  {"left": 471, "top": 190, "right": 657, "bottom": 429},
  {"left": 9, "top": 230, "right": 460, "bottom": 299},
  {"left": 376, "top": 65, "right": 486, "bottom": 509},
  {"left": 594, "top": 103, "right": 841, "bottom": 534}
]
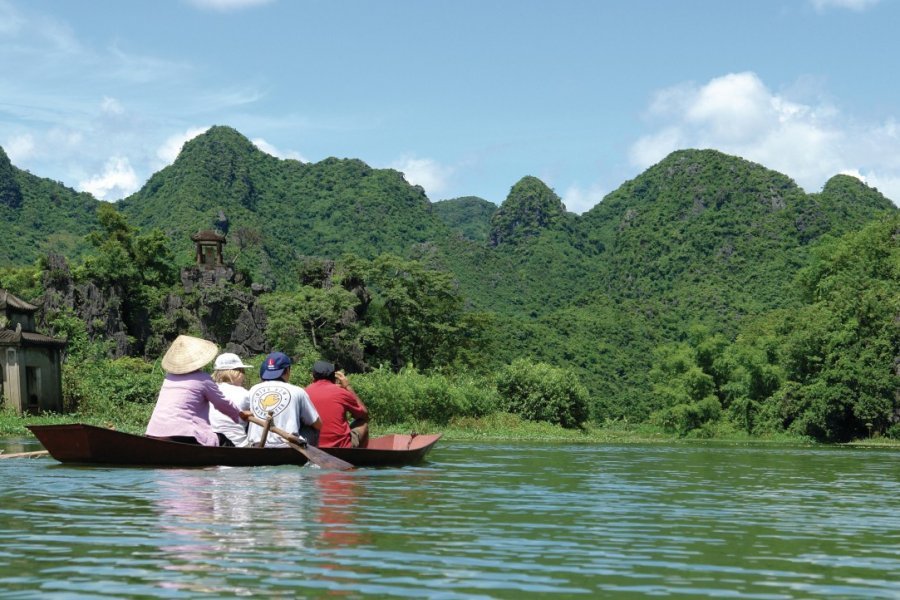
[{"left": 1, "top": 439, "right": 900, "bottom": 598}]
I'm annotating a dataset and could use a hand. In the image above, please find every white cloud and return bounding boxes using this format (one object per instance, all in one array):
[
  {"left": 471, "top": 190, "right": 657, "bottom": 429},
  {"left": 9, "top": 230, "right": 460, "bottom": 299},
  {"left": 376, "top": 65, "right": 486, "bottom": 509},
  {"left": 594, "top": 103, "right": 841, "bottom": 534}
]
[
  {"left": 185, "top": 0, "right": 275, "bottom": 12},
  {"left": 252, "top": 137, "right": 306, "bottom": 162},
  {"left": 78, "top": 156, "right": 140, "bottom": 200},
  {"left": 810, "top": 0, "right": 880, "bottom": 11},
  {"left": 389, "top": 155, "right": 453, "bottom": 198},
  {"left": 4, "top": 133, "right": 36, "bottom": 162},
  {"left": 563, "top": 182, "right": 607, "bottom": 215},
  {"left": 629, "top": 71, "right": 900, "bottom": 205},
  {"left": 155, "top": 126, "right": 210, "bottom": 167},
  {"left": 100, "top": 96, "right": 125, "bottom": 116}
]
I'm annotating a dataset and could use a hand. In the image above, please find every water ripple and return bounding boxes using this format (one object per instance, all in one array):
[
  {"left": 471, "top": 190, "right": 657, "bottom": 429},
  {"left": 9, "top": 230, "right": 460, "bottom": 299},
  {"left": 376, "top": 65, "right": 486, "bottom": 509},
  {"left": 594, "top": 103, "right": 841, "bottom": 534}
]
[{"left": 2, "top": 440, "right": 900, "bottom": 598}]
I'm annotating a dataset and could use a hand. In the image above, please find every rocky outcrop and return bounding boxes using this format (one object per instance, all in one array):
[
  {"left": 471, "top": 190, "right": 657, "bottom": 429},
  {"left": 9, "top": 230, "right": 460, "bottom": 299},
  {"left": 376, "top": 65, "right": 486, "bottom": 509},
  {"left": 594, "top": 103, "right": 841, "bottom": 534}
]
[
  {"left": 174, "top": 264, "right": 269, "bottom": 357},
  {"left": 37, "top": 253, "right": 269, "bottom": 360},
  {"left": 489, "top": 176, "right": 566, "bottom": 246},
  {"left": 38, "top": 253, "right": 132, "bottom": 357},
  {"left": 226, "top": 303, "right": 268, "bottom": 356}
]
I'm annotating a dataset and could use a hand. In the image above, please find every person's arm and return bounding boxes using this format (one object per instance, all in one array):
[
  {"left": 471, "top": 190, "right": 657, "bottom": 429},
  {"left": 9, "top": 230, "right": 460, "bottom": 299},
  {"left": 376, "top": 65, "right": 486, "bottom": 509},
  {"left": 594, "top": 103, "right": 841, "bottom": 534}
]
[
  {"left": 336, "top": 372, "right": 369, "bottom": 421},
  {"left": 299, "top": 390, "right": 322, "bottom": 430},
  {"left": 204, "top": 378, "right": 243, "bottom": 423}
]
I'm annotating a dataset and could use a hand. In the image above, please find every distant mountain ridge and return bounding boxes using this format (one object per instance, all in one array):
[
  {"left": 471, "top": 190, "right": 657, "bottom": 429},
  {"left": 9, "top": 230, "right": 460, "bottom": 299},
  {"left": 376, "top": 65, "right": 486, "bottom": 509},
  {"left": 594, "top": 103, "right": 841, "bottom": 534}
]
[
  {"left": 432, "top": 196, "right": 496, "bottom": 242},
  {"left": 2, "top": 127, "right": 894, "bottom": 312},
  {"left": 0, "top": 127, "right": 896, "bottom": 415},
  {"left": 0, "top": 146, "right": 100, "bottom": 266},
  {"left": 117, "top": 126, "right": 451, "bottom": 286}
]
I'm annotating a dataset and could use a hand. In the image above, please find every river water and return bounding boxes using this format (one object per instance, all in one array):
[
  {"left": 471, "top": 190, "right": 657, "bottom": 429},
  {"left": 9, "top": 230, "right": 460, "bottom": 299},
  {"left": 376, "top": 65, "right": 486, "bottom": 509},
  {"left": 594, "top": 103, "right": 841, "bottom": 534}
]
[{"left": 1, "top": 438, "right": 899, "bottom": 599}]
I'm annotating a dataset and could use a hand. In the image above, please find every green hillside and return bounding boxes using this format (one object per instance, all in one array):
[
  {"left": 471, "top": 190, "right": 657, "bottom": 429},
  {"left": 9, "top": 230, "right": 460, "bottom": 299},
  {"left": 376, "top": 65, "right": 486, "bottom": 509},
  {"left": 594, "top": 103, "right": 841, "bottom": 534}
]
[
  {"left": 118, "top": 126, "right": 452, "bottom": 287},
  {"left": 1, "top": 131, "right": 896, "bottom": 435},
  {"left": 432, "top": 196, "right": 496, "bottom": 242},
  {"left": 443, "top": 150, "right": 897, "bottom": 419},
  {"left": 580, "top": 150, "right": 894, "bottom": 328},
  {"left": 0, "top": 146, "right": 100, "bottom": 265}
]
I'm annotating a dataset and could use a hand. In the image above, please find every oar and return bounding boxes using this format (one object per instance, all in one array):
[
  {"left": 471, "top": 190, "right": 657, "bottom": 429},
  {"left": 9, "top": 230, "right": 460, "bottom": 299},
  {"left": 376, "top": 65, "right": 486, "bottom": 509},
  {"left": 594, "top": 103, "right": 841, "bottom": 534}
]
[
  {"left": 247, "top": 415, "right": 353, "bottom": 471},
  {"left": 0, "top": 450, "right": 50, "bottom": 459}
]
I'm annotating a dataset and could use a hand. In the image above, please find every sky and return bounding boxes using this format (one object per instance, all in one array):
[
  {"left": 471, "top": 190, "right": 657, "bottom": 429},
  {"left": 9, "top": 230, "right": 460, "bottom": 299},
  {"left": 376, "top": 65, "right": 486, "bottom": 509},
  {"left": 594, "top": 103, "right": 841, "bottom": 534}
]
[{"left": 2, "top": 0, "right": 900, "bottom": 213}]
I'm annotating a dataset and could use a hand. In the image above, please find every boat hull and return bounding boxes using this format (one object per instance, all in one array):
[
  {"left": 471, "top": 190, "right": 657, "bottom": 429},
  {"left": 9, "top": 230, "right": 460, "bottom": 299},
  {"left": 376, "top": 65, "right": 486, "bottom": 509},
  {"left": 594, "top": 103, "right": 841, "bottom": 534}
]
[{"left": 27, "top": 424, "right": 441, "bottom": 468}]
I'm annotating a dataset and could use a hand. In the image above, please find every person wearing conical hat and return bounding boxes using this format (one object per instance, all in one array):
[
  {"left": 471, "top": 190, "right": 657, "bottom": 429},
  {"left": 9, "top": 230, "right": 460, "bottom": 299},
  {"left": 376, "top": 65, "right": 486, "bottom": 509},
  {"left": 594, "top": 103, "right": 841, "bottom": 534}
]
[{"left": 146, "top": 335, "right": 251, "bottom": 446}]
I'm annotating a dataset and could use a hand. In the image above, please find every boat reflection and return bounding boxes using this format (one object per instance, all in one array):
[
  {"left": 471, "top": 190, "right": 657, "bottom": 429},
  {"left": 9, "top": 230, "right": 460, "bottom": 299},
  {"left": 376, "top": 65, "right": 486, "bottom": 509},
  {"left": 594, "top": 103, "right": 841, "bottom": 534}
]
[
  {"left": 151, "top": 467, "right": 316, "bottom": 595},
  {"left": 317, "top": 471, "right": 369, "bottom": 548}
]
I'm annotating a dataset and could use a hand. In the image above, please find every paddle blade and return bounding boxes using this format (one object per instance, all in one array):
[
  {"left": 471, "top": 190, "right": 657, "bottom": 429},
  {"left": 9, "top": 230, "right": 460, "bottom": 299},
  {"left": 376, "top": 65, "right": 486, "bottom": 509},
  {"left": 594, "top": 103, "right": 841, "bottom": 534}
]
[
  {"left": 296, "top": 442, "right": 354, "bottom": 471},
  {"left": 247, "top": 414, "right": 354, "bottom": 470},
  {"left": 0, "top": 450, "right": 50, "bottom": 459}
]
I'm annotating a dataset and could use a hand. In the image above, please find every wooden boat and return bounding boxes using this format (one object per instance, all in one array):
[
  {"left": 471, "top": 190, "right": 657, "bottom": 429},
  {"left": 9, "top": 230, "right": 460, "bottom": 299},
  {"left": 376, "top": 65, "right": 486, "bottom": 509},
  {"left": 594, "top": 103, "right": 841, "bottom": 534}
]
[{"left": 27, "top": 423, "right": 441, "bottom": 468}]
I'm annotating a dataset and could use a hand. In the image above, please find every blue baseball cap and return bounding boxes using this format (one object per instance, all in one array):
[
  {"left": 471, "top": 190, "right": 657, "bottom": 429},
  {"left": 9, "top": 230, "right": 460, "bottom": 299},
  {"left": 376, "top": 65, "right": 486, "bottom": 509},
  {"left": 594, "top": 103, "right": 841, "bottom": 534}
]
[{"left": 260, "top": 352, "right": 291, "bottom": 380}]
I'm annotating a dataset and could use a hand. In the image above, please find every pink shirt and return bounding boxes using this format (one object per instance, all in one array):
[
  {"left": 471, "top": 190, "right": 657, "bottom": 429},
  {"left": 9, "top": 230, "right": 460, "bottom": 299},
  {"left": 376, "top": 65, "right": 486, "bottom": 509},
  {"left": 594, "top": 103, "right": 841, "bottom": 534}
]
[{"left": 145, "top": 371, "right": 242, "bottom": 446}]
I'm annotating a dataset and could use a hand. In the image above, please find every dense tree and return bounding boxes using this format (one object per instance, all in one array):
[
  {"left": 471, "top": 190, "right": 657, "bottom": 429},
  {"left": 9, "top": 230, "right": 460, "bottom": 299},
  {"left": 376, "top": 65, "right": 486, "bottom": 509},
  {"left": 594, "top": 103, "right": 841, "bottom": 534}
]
[
  {"left": 648, "top": 213, "right": 900, "bottom": 441},
  {"left": 0, "top": 147, "right": 23, "bottom": 209},
  {"left": 3, "top": 131, "right": 899, "bottom": 436},
  {"left": 261, "top": 253, "right": 491, "bottom": 374},
  {"left": 432, "top": 196, "right": 496, "bottom": 242}
]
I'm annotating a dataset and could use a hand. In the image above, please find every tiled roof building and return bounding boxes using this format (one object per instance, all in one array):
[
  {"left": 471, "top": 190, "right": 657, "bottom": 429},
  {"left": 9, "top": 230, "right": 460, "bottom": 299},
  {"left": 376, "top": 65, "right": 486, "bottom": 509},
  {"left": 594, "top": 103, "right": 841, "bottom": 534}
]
[{"left": 0, "top": 289, "right": 66, "bottom": 414}]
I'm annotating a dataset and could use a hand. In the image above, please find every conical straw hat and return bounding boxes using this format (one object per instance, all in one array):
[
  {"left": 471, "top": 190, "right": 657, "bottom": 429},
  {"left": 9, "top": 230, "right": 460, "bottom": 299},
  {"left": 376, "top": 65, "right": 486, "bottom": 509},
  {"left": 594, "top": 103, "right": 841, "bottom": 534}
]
[{"left": 161, "top": 335, "right": 219, "bottom": 374}]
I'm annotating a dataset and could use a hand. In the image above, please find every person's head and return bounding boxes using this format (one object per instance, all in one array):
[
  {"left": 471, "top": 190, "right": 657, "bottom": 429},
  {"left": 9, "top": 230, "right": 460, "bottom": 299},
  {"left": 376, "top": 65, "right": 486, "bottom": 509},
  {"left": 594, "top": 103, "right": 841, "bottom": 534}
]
[
  {"left": 212, "top": 352, "right": 253, "bottom": 386},
  {"left": 161, "top": 335, "right": 218, "bottom": 375},
  {"left": 260, "top": 351, "right": 292, "bottom": 382},
  {"left": 311, "top": 360, "right": 337, "bottom": 383}
]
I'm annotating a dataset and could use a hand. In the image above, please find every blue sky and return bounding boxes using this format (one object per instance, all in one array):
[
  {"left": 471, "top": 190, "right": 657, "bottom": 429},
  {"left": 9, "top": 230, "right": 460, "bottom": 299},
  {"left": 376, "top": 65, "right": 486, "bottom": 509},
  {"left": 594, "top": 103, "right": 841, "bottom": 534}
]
[{"left": 1, "top": 0, "right": 899, "bottom": 213}]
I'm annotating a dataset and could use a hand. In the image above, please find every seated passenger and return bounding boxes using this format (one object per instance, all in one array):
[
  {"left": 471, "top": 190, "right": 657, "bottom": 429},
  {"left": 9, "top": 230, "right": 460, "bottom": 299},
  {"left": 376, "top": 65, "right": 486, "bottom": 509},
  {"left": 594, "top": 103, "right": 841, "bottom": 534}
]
[
  {"left": 246, "top": 352, "right": 322, "bottom": 448},
  {"left": 210, "top": 352, "right": 254, "bottom": 447},
  {"left": 305, "top": 360, "right": 369, "bottom": 448},
  {"left": 146, "top": 335, "right": 250, "bottom": 446}
]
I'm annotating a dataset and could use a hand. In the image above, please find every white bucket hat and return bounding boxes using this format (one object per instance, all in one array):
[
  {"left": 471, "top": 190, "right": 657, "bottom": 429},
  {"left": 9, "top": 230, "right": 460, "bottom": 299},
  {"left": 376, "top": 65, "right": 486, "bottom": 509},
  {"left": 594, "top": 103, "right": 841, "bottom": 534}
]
[
  {"left": 213, "top": 352, "right": 254, "bottom": 371},
  {"left": 161, "top": 335, "right": 219, "bottom": 375}
]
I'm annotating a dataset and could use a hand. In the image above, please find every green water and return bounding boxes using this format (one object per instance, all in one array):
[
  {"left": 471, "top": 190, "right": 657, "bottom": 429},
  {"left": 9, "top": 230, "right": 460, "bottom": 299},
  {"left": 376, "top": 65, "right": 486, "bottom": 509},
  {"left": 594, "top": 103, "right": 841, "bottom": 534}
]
[{"left": 1, "top": 439, "right": 899, "bottom": 598}]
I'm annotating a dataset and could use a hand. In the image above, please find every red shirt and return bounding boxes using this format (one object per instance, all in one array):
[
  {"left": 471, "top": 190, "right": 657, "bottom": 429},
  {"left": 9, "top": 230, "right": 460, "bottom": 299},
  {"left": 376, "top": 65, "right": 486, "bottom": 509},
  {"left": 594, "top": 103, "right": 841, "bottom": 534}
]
[{"left": 306, "top": 380, "right": 368, "bottom": 448}]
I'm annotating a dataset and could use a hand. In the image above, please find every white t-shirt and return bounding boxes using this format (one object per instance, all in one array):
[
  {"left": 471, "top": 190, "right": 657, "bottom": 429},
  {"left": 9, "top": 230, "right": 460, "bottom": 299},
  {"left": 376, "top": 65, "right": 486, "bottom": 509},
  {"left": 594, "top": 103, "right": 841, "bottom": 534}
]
[
  {"left": 209, "top": 382, "right": 251, "bottom": 447},
  {"left": 246, "top": 380, "right": 319, "bottom": 448}
]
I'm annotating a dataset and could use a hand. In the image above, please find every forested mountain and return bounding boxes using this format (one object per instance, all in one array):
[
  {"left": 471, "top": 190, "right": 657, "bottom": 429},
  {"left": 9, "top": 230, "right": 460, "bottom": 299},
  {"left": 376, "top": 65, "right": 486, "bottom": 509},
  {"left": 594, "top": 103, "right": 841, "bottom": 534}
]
[
  {"left": 1, "top": 128, "right": 896, "bottom": 436},
  {"left": 432, "top": 196, "right": 496, "bottom": 242},
  {"left": 118, "top": 126, "right": 452, "bottom": 287},
  {"left": 581, "top": 149, "right": 893, "bottom": 319},
  {"left": 0, "top": 147, "right": 100, "bottom": 265}
]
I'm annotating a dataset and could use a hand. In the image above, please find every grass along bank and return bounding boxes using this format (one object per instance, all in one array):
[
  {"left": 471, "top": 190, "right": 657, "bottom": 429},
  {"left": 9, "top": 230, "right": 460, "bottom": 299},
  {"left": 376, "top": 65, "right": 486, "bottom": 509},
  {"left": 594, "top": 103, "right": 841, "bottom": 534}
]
[{"left": 2, "top": 407, "right": 864, "bottom": 447}]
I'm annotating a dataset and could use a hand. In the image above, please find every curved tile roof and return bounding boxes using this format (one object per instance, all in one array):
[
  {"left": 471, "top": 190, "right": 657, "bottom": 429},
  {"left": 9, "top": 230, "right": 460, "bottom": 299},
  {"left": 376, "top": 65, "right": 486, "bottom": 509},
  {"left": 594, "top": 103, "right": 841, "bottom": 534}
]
[{"left": 0, "top": 289, "right": 38, "bottom": 313}]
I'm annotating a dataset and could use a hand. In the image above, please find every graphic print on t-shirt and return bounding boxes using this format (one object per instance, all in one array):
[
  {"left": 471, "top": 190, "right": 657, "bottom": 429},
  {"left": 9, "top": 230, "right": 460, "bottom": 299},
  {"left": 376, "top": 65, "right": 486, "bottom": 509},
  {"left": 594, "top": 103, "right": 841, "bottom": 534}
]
[{"left": 250, "top": 385, "right": 291, "bottom": 420}]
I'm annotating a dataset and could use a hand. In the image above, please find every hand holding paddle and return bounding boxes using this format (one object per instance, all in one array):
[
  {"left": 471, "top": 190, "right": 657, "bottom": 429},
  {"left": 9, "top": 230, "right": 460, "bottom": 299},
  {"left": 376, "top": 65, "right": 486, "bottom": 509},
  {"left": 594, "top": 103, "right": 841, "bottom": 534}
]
[{"left": 247, "top": 414, "right": 353, "bottom": 471}]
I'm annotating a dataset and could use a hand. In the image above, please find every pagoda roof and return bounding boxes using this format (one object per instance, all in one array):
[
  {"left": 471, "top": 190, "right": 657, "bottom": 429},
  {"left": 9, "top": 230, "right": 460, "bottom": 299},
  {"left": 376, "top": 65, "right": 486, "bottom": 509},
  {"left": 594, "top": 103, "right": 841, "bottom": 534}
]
[
  {"left": 0, "top": 329, "right": 67, "bottom": 347},
  {"left": 190, "top": 230, "right": 226, "bottom": 242},
  {"left": 0, "top": 289, "right": 37, "bottom": 313}
]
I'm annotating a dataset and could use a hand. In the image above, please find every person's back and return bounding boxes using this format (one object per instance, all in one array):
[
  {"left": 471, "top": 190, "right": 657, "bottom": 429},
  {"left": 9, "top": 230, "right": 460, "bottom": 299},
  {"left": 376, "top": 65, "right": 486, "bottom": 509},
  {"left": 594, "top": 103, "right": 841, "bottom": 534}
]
[
  {"left": 209, "top": 353, "right": 254, "bottom": 447},
  {"left": 145, "top": 335, "right": 249, "bottom": 447},
  {"left": 246, "top": 352, "right": 321, "bottom": 448},
  {"left": 306, "top": 361, "right": 368, "bottom": 448},
  {"left": 210, "top": 381, "right": 250, "bottom": 446}
]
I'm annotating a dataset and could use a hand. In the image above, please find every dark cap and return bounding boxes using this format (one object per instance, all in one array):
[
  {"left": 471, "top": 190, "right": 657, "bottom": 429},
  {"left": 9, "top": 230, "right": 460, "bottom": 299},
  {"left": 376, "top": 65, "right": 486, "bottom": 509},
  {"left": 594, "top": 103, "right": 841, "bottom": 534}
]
[
  {"left": 312, "top": 360, "right": 336, "bottom": 380},
  {"left": 260, "top": 352, "right": 291, "bottom": 380}
]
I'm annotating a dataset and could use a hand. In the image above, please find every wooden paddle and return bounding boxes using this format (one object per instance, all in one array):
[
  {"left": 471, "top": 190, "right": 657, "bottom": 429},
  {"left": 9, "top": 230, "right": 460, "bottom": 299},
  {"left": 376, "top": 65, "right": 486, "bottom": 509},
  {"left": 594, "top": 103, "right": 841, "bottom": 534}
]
[
  {"left": 0, "top": 450, "right": 50, "bottom": 459},
  {"left": 247, "top": 414, "right": 353, "bottom": 471}
]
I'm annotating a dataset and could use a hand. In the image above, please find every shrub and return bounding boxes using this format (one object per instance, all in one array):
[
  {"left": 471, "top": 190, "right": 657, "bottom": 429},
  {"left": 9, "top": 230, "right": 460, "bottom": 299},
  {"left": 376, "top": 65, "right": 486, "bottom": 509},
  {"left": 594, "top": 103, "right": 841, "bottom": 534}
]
[
  {"left": 494, "top": 359, "right": 589, "bottom": 428},
  {"left": 652, "top": 396, "right": 722, "bottom": 437},
  {"left": 64, "top": 357, "right": 163, "bottom": 416},
  {"left": 350, "top": 367, "right": 498, "bottom": 425}
]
